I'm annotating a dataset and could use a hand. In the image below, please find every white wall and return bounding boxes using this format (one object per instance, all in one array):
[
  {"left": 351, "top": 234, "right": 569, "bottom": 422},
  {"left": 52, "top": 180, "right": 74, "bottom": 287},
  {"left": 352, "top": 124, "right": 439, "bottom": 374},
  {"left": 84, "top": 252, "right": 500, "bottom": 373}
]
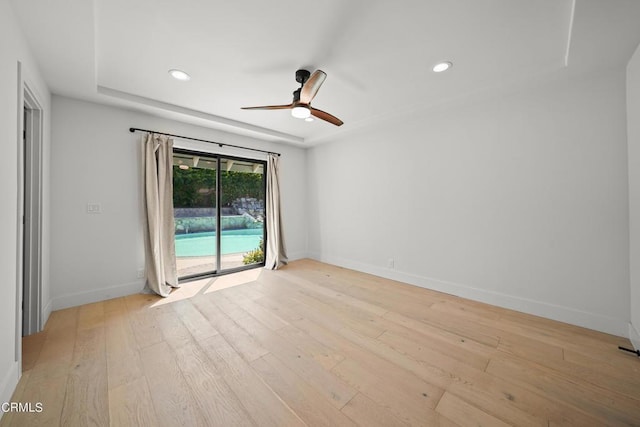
[
  {"left": 628, "top": 44, "right": 640, "bottom": 349},
  {"left": 307, "top": 67, "right": 630, "bottom": 337},
  {"left": 0, "top": 0, "right": 51, "bottom": 411},
  {"left": 50, "top": 96, "right": 307, "bottom": 309}
]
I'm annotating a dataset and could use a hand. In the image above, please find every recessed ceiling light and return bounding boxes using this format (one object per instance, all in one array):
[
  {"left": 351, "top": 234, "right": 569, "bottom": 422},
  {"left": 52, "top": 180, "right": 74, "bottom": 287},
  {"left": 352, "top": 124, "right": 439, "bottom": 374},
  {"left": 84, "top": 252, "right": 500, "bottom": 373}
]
[
  {"left": 432, "top": 62, "right": 452, "bottom": 73},
  {"left": 169, "top": 69, "right": 191, "bottom": 81},
  {"left": 305, "top": 117, "right": 314, "bottom": 122}
]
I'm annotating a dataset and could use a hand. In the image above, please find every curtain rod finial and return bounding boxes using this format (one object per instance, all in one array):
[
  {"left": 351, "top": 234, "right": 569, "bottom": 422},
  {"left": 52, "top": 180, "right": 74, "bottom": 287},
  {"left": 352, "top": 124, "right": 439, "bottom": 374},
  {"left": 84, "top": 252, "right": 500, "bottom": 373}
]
[{"left": 129, "top": 128, "right": 135, "bottom": 133}]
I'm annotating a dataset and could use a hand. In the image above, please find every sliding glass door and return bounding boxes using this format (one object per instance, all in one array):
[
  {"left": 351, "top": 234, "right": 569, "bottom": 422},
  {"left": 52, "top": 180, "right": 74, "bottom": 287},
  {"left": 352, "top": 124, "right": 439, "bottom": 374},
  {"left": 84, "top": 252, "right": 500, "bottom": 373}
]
[
  {"left": 173, "top": 150, "right": 266, "bottom": 280},
  {"left": 173, "top": 152, "right": 218, "bottom": 278},
  {"left": 219, "top": 158, "right": 265, "bottom": 270}
]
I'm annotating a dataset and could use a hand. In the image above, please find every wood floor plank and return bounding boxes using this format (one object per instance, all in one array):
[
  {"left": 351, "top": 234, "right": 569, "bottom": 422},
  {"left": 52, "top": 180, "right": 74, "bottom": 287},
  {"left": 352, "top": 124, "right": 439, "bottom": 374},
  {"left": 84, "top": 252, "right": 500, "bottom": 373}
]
[
  {"left": 223, "top": 288, "right": 291, "bottom": 330},
  {"left": 170, "top": 299, "right": 220, "bottom": 342},
  {"left": 147, "top": 304, "right": 255, "bottom": 425},
  {"left": 7, "top": 259, "right": 640, "bottom": 427},
  {"left": 295, "top": 299, "right": 578, "bottom": 427},
  {"left": 124, "top": 294, "right": 164, "bottom": 350},
  {"left": 336, "top": 325, "right": 548, "bottom": 426},
  {"left": 497, "top": 305, "right": 628, "bottom": 349},
  {"left": 173, "top": 341, "right": 256, "bottom": 426},
  {"left": 21, "top": 331, "right": 47, "bottom": 372},
  {"left": 561, "top": 348, "right": 640, "bottom": 398},
  {"left": 382, "top": 311, "right": 495, "bottom": 361},
  {"left": 435, "top": 392, "right": 510, "bottom": 427},
  {"left": 153, "top": 304, "right": 194, "bottom": 350},
  {"left": 282, "top": 289, "right": 387, "bottom": 338},
  {"left": 139, "top": 341, "right": 206, "bottom": 427},
  {"left": 28, "top": 306, "right": 78, "bottom": 390},
  {"left": 378, "top": 326, "right": 490, "bottom": 372},
  {"left": 291, "top": 316, "right": 452, "bottom": 390},
  {"left": 108, "top": 377, "right": 159, "bottom": 427},
  {"left": 331, "top": 358, "right": 443, "bottom": 426},
  {"left": 231, "top": 283, "right": 267, "bottom": 301},
  {"left": 336, "top": 327, "right": 445, "bottom": 399},
  {"left": 105, "top": 303, "right": 144, "bottom": 391},
  {"left": 486, "top": 354, "right": 640, "bottom": 425},
  {"left": 1, "top": 368, "right": 67, "bottom": 427},
  {"left": 103, "top": 296, "right": 127, "bottom": 314},
  {"left": 43, "top": 306, "right": 79, "bottom": 332},
  {"left": 212, "top": 292, "right": 358, "bottom": 409},
  {"left": 199, "top": 334, "right": 306, "bottom": 427},
  {"left": 290, "top": 313, "right": 484, "bottom": 421},
  {"left": 340, "top": 392, "right": 411, "bottom": 427},
  {"left": 375, "top": 330, "right": 551, "bottom": 426},
  {"left": 61, "top": 326, "right": 109, "bottom": 427},
  {"left": 378, "top": 327, "right": 593, "bottom": 426},
  {"left": 276, "top": 324, "right": 345, "bottom": 370},
  {"left": 77, "top": 301, "right": 105, "bottom": 331},
  {"left": 276, "top": 276, "right": 491, "bottom": 369},
  {"left": 432, "top": 297, "right": 632, "bottom": 362},
  {"left": 398, "top": 305, "right": 501, "bottom": 348},
  {"left": 251, "top": 353, "right": 358, "bottom": 426},
  {"left": 497, "top": 333, "right": 564, "bottom": 365},
  {"left": 191, "top": 295, "right": 269, "bottom": 362},
  {"left": 502, "top": 341, "right": 640, "bottom": 402},
  {"left": 564, "top": 346, "right": 640, "bottom": 374},
  {"left": 253, "top": 294, "right": 304, "bottom": 322},
  {"left": 287, "top": 259, "right": 442, "bottom": 306},
  {"left": 0, "top": 371, "right": 32, "bottom": 427},
  {"left": 275, "top": 268, "right": 390, "bottom": 317},
  {"left": 35, "top": 309, "right": 77, "bottom": 368}
]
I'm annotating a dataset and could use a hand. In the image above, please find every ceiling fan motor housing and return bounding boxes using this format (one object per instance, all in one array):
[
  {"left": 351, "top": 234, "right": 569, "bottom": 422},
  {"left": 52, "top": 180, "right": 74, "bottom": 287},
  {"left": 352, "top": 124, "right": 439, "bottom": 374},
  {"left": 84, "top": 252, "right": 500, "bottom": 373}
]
[{"left": 295, "top": 69, "right": 311, "bottom": 85}]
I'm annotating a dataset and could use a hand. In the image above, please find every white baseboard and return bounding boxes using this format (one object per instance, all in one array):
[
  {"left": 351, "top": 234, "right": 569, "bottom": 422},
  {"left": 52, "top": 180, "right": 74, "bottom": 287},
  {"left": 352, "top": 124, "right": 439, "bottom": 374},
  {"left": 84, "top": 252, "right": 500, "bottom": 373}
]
[
  {"left": 52, "top": 280, "right": 145, "bottom": 311},
  {"left": 630, "top": 323, "right": 640, "bottom": 351},
  {"left": 42, "top": 299, "right": 53, "bottom": 329},
  {"left": 287, "top": 251, "right": 308, "bottom": 262},
  {"left": 0, "top": 362, "right": 20, "bottom": 421},
  {"left": 308, "top": 252, "right": 628, "bottom": 337}
]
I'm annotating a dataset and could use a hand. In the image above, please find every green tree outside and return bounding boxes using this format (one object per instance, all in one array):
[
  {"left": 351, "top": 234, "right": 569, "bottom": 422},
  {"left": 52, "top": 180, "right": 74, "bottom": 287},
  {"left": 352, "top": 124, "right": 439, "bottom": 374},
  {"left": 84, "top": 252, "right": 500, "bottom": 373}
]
[{"left": 173, "top": 167, "right": 264, "bottom": 208}]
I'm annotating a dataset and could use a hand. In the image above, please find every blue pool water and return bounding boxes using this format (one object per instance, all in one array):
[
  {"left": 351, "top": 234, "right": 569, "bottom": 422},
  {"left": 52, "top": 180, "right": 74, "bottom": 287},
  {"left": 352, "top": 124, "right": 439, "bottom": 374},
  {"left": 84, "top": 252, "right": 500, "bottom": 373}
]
[{"left": 175, "top": 229, "right": 263, "bottom": 257}]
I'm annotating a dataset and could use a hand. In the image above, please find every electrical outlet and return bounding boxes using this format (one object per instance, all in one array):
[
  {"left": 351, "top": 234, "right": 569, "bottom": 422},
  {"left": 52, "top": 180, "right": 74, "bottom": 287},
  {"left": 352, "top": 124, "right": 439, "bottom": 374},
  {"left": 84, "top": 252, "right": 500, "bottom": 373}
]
[
  {"left": 387, "top": 258, "right": 395, "bottom": 269},
  {"left": 137, "top": 269, "right": 145, "bottom": 279}
]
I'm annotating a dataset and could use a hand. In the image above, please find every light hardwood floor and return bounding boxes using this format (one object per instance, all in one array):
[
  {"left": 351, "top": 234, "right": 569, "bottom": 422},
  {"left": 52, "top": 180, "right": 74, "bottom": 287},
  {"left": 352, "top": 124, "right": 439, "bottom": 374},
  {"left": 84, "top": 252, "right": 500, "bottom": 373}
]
[{"left": 2, "top": 259, "right": 640, "bottom": 426}]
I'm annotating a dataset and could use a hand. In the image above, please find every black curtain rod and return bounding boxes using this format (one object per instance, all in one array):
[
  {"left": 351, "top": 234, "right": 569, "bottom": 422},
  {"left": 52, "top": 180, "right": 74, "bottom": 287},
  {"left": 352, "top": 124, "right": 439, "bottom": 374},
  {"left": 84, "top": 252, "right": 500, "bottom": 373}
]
[{"left": 129, "top": 127, "right": 281, "bottom": 157}]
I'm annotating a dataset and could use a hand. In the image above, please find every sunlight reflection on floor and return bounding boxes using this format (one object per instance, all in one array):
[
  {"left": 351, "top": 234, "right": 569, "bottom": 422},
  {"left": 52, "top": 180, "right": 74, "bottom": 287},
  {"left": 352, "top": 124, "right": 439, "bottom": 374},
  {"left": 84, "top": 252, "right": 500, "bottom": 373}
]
[
  {"left": 150, "top": 278, "right": 211, "bottom": 307},
  {"left": 204, "top": 268, "right": 263, "bottom": 294},
  {"left": 149, "top": 267, "right": 263, "bottom": 307}
]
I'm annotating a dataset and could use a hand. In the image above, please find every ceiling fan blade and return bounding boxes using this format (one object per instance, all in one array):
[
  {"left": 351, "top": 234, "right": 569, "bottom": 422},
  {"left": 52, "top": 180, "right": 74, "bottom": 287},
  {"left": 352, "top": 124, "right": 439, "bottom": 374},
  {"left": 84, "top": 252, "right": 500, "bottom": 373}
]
[
  {"left": 310, "top": 106, "right": 343, "bottom": 126},
  {"left": 241, "top": 104, "right": 293, "bottom": 110},
  {"left": 300, "top": 70, "right": 327, "bottom": 104}
]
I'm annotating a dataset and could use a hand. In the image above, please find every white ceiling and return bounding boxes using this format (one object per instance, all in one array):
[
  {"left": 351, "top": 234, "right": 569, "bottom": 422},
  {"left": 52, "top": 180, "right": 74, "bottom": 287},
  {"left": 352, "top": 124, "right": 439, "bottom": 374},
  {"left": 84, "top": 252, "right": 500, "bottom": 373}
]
[{"left": 9, "top": 0, "right": 640, "bottom": 145}]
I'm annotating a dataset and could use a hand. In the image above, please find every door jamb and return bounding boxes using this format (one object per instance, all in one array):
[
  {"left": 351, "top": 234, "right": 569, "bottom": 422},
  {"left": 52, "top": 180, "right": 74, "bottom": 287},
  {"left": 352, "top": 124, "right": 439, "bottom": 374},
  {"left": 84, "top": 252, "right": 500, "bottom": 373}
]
[{"left": 18, "top": 68, "right": 44, "bottom": 344}]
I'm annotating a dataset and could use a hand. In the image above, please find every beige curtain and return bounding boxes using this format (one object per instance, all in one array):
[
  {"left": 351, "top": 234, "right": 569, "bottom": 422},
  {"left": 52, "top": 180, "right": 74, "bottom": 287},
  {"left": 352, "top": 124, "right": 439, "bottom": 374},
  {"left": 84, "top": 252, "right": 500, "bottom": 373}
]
[
  {"left": 265, "top": 153, "right": 288, "bottom": 269},
  {"left": 142, "top": 133, "right": 179, "bottom": 296}
]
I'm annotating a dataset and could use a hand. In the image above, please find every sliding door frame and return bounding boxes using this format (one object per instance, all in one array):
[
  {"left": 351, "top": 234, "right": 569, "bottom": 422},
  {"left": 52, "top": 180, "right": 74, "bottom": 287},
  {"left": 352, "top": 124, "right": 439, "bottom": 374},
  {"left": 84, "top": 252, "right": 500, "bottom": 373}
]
[{"left": 173, "top": 148, "right": 267, "bottom": 282}]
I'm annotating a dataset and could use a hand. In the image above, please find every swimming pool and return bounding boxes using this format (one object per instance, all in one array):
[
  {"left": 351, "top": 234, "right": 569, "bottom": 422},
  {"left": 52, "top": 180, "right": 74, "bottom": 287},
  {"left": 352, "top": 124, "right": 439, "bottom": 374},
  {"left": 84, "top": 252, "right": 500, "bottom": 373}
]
[{"left": 175, "top": 229, "right": 263, "bottom": 257}]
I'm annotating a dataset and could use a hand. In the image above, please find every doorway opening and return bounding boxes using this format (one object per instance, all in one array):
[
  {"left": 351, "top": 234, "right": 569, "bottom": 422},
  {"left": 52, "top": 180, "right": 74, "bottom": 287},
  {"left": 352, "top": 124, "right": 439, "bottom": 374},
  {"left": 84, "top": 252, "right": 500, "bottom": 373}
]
[{"left": 20, "top": 85, "right": 44, "bottom": 338}]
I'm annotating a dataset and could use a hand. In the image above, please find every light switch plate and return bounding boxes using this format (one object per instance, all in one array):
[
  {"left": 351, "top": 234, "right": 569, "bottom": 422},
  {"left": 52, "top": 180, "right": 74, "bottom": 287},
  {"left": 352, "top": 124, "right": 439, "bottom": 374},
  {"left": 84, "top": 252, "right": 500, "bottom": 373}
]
[{"left": 87, "top": 203, "right": 101, "bottom": 214}]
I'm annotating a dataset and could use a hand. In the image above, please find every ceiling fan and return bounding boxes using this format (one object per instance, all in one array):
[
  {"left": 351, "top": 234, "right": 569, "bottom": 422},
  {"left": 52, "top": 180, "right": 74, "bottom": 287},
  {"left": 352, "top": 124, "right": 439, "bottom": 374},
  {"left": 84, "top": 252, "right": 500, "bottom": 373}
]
[{"left": 242, "top": 69, "right": 344, "bottom": 126}]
